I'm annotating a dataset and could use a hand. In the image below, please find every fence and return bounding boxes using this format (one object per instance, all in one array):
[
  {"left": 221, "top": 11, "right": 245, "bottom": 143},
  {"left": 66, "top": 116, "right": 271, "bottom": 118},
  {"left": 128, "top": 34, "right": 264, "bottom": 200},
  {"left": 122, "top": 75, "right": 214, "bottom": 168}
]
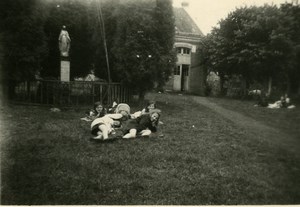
[{"left": 12, "top": 80, "right": 133, "bottom": 106}]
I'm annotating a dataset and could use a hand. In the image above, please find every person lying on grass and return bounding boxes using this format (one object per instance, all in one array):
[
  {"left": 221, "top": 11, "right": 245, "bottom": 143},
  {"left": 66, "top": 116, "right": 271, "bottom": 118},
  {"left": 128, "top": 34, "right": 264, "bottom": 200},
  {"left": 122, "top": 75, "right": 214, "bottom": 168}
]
[
  {"left": 131, "top": 100, "right": 156, "bottom": 119},
  {"left": 81, "top": 101, "right": 106, "bottom": 121},
  {"left": 254, "top": 93, "right": 269, "bottom": 107},
  {"left": 267, "top": 94, "right": 296, "bottom": 109},
  {"left": 107, "top": 100, "right": 118, "bottom": 114},
  {"left": 90, "top": 113, "right": 123, "bottom": 140},
  {"left": 284, "top": 97, "right": 296, "bottom": 109},
  {"left": 114, "top": 103, "right": 130, "bottom": 116},
  {"left": 108, "top": 102, "right": 133, "bottom": 123},
  {"left": 122, "top": 109, "right": 161, "bottom": 139}
]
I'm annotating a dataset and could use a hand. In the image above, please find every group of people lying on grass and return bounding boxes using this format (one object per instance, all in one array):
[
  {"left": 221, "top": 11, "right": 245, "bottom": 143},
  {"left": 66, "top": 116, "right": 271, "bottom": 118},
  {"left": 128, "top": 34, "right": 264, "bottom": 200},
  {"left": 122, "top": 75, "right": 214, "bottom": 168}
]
[
  {"left": 81, "top": 101, "right": 162, "bottom": 141},
  {"left": 250, "top": 91, "right": 296, "bottom": 109}
]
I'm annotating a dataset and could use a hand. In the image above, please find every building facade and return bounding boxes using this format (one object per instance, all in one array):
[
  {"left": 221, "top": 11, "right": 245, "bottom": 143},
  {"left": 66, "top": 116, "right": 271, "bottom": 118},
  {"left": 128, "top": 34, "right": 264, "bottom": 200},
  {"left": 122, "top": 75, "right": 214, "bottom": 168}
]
[{"left": 165, "top": 7, "right": 205, "bottom": 95}]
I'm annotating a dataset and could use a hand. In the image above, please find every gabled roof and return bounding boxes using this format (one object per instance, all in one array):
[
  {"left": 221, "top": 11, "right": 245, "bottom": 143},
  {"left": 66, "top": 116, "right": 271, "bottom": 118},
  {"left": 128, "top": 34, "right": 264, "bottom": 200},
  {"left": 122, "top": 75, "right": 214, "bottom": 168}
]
[
  {"left": 173, "top": 7, "right": 204, "bottom": 40},
  {"left": 173, "top": 8, "right": 204, "bottom": 43}
]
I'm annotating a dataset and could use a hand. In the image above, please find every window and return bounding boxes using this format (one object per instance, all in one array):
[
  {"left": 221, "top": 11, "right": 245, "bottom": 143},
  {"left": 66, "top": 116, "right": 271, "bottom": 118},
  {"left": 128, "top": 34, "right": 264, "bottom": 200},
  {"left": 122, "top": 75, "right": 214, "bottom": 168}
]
[
  {"left": 176, "top": 47, "right": 191, "bottom": 54},
  {"left": 183, "top": 48, "right": 190, "bottom": 54},
  {"left": 173, "top": 66, "right": 180, "bottom": 75}
]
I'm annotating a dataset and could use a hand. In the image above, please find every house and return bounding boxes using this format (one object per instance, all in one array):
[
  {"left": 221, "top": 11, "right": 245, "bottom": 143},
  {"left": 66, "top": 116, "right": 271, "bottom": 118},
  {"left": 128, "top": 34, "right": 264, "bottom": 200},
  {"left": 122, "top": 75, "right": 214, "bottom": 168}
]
[{"left": 165, "top": 5, "right": 205, "bottom": 95}]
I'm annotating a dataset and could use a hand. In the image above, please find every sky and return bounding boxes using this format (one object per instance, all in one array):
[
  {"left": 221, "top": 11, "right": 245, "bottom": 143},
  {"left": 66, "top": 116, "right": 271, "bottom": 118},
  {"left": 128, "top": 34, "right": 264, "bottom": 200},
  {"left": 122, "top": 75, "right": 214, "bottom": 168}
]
[{"left": 173, "top": 0, "right": 291, "bottom": 35}]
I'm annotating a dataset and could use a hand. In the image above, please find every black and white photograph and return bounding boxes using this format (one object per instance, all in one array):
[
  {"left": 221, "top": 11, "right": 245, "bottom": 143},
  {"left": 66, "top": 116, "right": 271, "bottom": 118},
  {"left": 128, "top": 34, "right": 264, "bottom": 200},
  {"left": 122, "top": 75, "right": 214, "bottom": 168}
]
[{"left": 0, "top": 0, "right": 300, "bottom": 205}]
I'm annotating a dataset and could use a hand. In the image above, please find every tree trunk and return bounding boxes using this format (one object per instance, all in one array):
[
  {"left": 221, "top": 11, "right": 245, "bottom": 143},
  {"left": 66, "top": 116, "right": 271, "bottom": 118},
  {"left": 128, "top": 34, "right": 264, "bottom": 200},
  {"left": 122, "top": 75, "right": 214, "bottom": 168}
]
[
  {"left": 0, "top": 79, "right": 9, "bottom": 104},
  {"left": 267, "top": 76, "right": 272, "bottom": 96},
  {"left": 27, "top": 81, "right": 31, "bottom": 100},
  {"left": 219, "top": 73, "right": 225, "bottom": 96},
  {"left": 8, "top": 79, "right": 17, "bottom": 99},
  {"left": 243, "top": 79, "right": 250, "bottom": 99},
  {"left": 286, "top": 74, "right": 291, "bottom": 95},
  {"left": 138, "top": 90, "right": 145, "bottom": 101}
]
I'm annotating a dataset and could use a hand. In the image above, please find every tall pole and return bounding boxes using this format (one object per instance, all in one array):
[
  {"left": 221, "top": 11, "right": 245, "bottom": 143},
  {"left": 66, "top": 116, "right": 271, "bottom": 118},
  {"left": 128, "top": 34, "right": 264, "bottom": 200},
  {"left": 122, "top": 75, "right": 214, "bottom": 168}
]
[
  {"left": 96, "top": 0, "right": 111, "bottom": 83},
  {"left": 97, "top": 0, "right": 111, "bottom": 103}
]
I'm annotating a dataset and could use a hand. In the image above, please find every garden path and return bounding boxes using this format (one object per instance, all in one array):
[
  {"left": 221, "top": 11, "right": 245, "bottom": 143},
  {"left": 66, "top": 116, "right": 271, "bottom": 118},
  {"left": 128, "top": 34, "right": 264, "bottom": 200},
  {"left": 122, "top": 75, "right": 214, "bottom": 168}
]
[{"left": 192, "top": 96, "right": 300, "bottom": 156}]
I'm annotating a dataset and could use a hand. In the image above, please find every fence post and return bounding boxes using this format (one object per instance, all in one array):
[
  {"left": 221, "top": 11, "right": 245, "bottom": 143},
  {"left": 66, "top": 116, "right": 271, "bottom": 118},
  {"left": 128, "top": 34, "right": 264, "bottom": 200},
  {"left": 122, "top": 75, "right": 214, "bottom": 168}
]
[
  {"left": 92, "top": 82, "right": 95, "bottom": 104},
  {"left": 40, "top": 81, "right": 43, "bottom": 104},
  {"left": 100, "top": 84, "right": 103, "bottom": 103}
]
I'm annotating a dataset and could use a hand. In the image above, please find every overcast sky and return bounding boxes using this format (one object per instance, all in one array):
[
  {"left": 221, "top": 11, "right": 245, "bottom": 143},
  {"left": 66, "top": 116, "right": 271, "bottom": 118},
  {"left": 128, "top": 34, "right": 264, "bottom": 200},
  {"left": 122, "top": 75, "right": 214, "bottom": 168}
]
[{"left": 173, "top": 0, "right": 291, "bottom": 35}]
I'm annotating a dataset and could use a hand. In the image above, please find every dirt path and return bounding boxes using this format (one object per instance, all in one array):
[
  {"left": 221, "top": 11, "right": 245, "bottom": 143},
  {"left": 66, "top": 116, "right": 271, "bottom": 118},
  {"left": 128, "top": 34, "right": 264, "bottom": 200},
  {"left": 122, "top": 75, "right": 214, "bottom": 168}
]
[{"left": 192, "top": 96, "right": 300, "bottom": 156}]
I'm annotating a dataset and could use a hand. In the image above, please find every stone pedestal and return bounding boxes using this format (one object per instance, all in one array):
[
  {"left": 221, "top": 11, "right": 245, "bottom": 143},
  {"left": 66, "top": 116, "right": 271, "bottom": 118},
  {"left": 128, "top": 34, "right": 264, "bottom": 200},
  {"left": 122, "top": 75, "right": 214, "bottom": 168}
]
[{"left": 60, "top": 59, "right": 70, "bottom": 82}]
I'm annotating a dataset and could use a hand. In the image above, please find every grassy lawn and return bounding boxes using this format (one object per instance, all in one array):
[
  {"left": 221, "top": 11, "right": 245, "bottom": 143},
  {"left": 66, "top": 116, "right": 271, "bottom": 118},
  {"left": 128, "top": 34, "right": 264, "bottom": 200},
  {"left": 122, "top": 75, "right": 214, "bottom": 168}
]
[
  {"left": 205, "top": 96, "right": 300, "bottom": 138},
  {"left": 1, "top": 93, "right": 300, "bottom": 205}
]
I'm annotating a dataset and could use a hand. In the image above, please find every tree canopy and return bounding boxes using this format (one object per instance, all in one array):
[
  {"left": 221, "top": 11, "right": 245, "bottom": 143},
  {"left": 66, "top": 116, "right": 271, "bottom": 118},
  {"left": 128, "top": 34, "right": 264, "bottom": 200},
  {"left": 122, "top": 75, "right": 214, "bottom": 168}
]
[
  {"left": 200, "top": 3, "right": 300, "bottom": 95},
  {"left": 1, "top": 0, "right": 176, "bottom": 98},
  {"left": 111, "top": 0, "right": 175, "bottom": 97},
  {"left": 1, "top": 0, "right": 49, "bottom": 80}
]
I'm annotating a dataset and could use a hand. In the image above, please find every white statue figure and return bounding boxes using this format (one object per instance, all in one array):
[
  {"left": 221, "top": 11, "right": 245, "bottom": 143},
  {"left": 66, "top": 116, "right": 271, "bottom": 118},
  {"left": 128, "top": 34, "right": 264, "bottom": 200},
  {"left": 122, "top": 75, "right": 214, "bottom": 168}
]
[{"left": 58, "top": 25, "right": 71, "bottom": 57}]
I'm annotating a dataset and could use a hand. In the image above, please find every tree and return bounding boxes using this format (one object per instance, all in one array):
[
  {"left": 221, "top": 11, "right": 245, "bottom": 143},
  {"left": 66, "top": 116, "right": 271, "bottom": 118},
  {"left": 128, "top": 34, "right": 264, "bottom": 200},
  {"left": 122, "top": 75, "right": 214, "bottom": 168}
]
[
  {"left": 1, "top": 0, "right": 48, "bottom": 97},
  {"left": 86, "top": 0, "right": 119, "bottom": 81},
  {"left": 1, "top": 0, "right": 176, "bottom": 101},
  {"left": 152, "top": 0, "right": 176, "bottom": 91},
  {"left": 279, "top": 3, "right": 300, "bottom": 94},
  {"left": 42, "top": 0, "right": 92, "bottom": 78},
  {"left": 111, "top": 0, "right": 175, "bottom": 99},
  {"left": 200, "top": 3, "right": 300, "bottom": 96}
]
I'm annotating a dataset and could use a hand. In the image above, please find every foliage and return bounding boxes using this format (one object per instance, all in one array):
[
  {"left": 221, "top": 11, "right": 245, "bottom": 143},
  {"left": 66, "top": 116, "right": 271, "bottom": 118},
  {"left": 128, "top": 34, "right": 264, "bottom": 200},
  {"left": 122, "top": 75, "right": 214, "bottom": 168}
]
[
  {"left": 42, "top": 0, "right": 91, "bottom": 78},
  {"left": 111, "top": 0, "right": 176, "bottom": 98},
  {"left": 152, "top": 0, "right": 177, "bottom": 91},
  {"left": 83, "top": 0, "right": 119, "bottom": 80},
  {"left": 1, "top": 0, "right": 49, "bottom": 81},
  {"left": 200, "top": 3, "right": 300, "bottom": 94},
  {"left": 1, "top": 0, "right": 176, "bottom": 99}
]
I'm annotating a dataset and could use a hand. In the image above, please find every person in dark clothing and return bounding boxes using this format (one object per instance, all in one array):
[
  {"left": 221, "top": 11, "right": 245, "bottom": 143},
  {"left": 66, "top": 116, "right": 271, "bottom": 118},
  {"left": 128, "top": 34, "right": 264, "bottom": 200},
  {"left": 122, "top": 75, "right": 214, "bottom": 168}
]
[
  {"left": 255, "top": 93, "right": 269, "bottom": 107},
  {"left": 122, "top": 109, "right": 161, "bottom": 139},
  {"left": 83, "top": 101, "right": 106, "bottom": 121}
]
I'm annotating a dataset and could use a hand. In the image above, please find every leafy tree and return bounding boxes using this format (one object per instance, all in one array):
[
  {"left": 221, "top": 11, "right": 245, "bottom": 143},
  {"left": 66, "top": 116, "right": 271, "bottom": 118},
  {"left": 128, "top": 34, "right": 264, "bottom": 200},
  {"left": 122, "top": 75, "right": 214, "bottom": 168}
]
[
  {"left": 279, "top": 3, "right": 300, "bottom": 94},
  {"left": 42, "top": 0, "right": 91, "bottom": 78},
  {"left": 1, "top": 0, "right": 48, "bottom": 97},
  {"left": 86, "top": 0, "right": 119, "bottom": 81},
  {"left": 201, "top": 3, "right": 300, "bottom": 96},
  {"left": 152, "top": 0, "right": 177, "bottom": 91},
  {"left": 112, "top": 0, "right": 175, "bottom": 99},
  {"left": 1, "top": 0, "right": 176, "bottom": 100}
]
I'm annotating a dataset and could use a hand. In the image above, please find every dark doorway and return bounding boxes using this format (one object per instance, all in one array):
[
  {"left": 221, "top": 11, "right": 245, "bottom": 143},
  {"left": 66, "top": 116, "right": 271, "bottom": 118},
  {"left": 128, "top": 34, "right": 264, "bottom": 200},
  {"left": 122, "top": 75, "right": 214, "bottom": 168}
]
[{"left": 181, "top": 64, "right": 189, "bottom": 91}]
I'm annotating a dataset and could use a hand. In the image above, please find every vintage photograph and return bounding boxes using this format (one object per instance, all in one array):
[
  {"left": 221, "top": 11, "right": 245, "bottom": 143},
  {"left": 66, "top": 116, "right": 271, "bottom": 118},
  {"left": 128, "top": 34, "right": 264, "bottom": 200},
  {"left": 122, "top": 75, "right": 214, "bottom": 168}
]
[{"left": 0, "top": 0, "right": 299, "bottom": 205}]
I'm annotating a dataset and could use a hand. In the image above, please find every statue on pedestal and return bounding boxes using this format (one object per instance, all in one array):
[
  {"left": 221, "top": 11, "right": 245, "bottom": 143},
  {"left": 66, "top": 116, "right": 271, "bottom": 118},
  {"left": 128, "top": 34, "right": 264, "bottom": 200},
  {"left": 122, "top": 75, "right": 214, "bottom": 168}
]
[{"left": 58, "top": 25, "right": 71, "bottom": 57}]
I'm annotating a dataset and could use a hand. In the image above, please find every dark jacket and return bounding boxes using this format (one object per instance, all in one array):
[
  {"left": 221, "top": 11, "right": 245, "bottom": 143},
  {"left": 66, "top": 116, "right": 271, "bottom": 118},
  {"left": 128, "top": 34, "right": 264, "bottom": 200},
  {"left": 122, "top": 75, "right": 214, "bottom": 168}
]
[
  {"left": 122, "top": 114, "right": 158, "bottom": 133},
  {"left": 136, "top": 114, "right": 158, "bottom": 132}
]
